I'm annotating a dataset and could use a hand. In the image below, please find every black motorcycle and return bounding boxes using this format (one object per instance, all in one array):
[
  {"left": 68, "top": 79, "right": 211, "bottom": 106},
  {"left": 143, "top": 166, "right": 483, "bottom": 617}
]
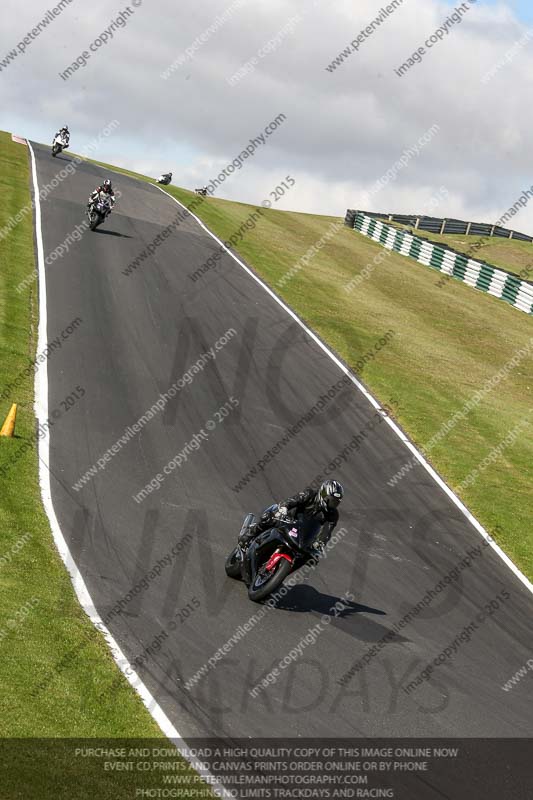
[
  {"left": 87, "top": 193, "right": 113, "bottom": 231},
  {"left": 195, "top": 187, "right": 208, "bottom": 196},
  {"left": 225, "top": 505, "right": 322, "bottom": 602}
]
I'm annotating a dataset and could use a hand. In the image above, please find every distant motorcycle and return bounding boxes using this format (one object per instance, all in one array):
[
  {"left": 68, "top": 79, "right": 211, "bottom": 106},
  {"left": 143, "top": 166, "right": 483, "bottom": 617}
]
[
  {"left": 51, "top": 133, "right": 69, "bottom": 157},
  {"left": 87, "top": 192, "right": 113, "bottom": 231},
  {"left": 195, "top": 187, "right": 208, "bottom": 196},
  {"left": 225, "top": 506, "right": 323, "bottom": 602},
  {"left": 157, "top": 173, "right": 172, "bottom": 185}
]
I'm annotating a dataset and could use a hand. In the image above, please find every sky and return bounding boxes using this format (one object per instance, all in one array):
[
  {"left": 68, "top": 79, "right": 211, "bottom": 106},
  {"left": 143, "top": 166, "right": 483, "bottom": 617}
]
[
  {"left": 1, "top": 0, "right": 533, "bottom": 233},
  {"left": 482, "top": 0, "right": 533, "bottom": 22}
]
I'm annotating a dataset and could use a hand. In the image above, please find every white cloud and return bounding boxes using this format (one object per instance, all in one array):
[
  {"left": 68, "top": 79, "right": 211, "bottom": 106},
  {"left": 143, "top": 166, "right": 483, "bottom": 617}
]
[{"left": 2, "top": 0, "right": 533, "bottom": 232}]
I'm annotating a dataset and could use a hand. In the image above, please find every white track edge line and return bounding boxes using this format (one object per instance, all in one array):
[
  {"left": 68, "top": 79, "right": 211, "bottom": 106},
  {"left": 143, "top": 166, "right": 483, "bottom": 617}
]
[
  {"left": 27, "top": 141, "right": 233, "bottom": 798},
  {"left": 155, "top": 184, "right": 533, "bottom": 597}
]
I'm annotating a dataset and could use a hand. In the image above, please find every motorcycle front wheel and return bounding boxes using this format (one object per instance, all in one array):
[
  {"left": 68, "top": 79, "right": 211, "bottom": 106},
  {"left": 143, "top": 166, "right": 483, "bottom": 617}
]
[
  {"left": 248, "top": 557, "right": 292, "bottom": 602},
  {"left": 225, "top": 547, "right": 242, "bottom": 580}
]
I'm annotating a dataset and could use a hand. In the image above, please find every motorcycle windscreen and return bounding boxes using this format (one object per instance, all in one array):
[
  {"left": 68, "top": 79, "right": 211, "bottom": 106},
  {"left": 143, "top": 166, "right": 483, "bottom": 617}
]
[{"left": 295, "top": 516, "right": 322, "bottom": 548}]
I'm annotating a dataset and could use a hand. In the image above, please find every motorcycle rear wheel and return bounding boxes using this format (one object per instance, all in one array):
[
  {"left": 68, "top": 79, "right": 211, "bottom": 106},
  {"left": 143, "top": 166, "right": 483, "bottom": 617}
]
[{"left": 248, "top": 557, "right": 292, "bottom": 602}]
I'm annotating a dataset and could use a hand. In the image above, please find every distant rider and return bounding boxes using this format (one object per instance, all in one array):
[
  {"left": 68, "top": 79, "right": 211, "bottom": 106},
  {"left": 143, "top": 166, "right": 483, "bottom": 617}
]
[
  {"left": 238, "top": 479, "right": 344, "bottom": 554},
  {"left": 53, "top": 125, "right": 70, "bottom": 147},
  {"left": 88, "top": 179, "right": 115, "bottom": 217},
  {"left": 158, "top": 172, "right": 172, "bottom": 184}
]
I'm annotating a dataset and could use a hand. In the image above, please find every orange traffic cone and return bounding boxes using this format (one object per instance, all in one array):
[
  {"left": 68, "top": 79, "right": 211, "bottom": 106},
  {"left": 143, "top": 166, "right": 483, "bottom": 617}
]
[{"left": 0, "top": 404, "right": 17, "bottom": 437}]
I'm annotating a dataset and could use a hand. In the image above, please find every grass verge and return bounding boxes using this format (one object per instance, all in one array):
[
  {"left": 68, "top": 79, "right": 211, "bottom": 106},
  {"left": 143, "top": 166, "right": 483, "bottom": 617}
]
[{"left": 0, "top": 133, "right": 207, "bottom": 797}]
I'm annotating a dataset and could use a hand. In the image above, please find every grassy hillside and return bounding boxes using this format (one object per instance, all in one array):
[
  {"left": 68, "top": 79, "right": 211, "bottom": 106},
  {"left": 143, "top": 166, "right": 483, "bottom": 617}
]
[
  {"left": 0, "top": 132, "right": 207, "bottom": 797},
  {"left": 87, "top": 154, "right": 533, "bottom": 579}
]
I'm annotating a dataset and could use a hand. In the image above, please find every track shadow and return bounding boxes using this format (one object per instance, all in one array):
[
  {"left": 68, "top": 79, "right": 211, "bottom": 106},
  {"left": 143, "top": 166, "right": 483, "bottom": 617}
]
[
  {"left": 92, "top": 228, "right": 132, "bottom": 238},
  {"left": 272, "top": 584, "right": 383, "bottom": 616},
  {"left": 270, "top": 584, "right": 409, "bottom": 644}
]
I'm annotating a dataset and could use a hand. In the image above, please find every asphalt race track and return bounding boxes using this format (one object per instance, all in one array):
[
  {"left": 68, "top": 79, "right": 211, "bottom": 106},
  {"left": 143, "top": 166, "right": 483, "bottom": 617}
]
[{"left": 30, "top": 141, "right": 533, "bottom": 744}]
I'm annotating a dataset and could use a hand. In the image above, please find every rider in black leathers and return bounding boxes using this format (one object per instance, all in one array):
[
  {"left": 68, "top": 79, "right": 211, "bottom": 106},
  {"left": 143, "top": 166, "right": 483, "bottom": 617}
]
[{"left": 239, "top": 479, "right": 344, "bottom": 554}]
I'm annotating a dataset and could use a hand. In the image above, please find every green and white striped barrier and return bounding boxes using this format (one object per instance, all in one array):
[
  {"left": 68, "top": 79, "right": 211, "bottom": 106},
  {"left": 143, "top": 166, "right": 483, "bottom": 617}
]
[{"left": 352, "top": 212, "right": 533, "bottom": 315}]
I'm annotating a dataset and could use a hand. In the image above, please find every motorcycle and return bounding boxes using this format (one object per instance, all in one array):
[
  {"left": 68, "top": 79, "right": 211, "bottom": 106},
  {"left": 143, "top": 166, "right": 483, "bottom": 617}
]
[
  {"left": 195, "top": 187, "right": 208, "bottom": 196},
  {"left": 157, "top": 174, "right": 172, "bottom": 185},
  {"left": 225, "top": 506, "right": 322, "bottom": 602},
  {"left": 87, "top": 193, "right": 113, "bottom": 231},
  {"left": 51, "top": 134, "right": 69, "bottom": 157}
]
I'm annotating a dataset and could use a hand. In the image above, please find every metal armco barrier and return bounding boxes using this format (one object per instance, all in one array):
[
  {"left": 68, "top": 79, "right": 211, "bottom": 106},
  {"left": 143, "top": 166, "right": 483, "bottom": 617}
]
[
  {"left": 348, "top": 211, "right": 533, "bottom": 315},
  {"left": 344, "top": 209, "right": 533, "bottom": 242}
]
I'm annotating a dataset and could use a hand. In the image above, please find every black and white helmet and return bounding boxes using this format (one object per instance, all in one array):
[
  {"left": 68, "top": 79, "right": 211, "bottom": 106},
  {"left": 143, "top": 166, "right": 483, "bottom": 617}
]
[
  {"left": 317, "top": 479, "right": 344, "bottom": 512},
  {"left": 103, "top": 179, "right": 112, "bottom": 192}
]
